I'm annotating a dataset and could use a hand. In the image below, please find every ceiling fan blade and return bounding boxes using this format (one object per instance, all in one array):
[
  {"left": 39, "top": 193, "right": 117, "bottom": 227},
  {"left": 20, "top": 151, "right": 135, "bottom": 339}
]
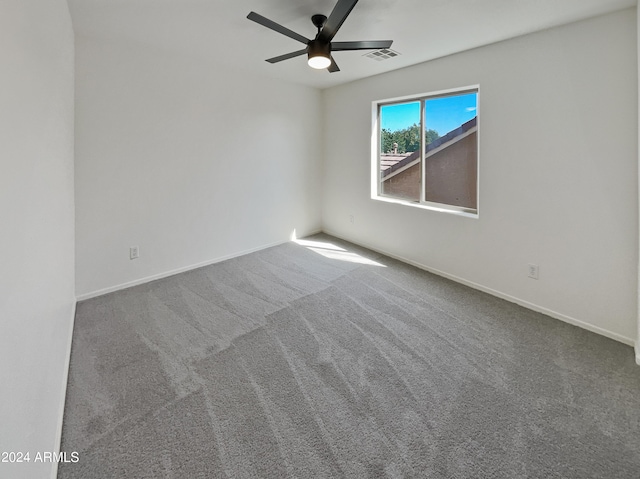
[
  {"left": 328, "top": 56, "right": 340, "bottom": 73},
  {"left": 331, "top": 40, "right": 393, "bottom": 51},
  {"left": 266, "top": 49, "right": 308, "bottom": 64},
  {"left": 318, "top": 0, "right": 359, "bottom": 43},
  {"left": 247, "top": 12, "right": 310, "bottom": 45}
]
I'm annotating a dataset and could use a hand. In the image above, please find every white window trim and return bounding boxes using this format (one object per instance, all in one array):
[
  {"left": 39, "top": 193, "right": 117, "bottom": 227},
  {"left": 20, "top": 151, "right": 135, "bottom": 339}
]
[{"left": 371, "top": 85, "right": 480, "bottom": 218}]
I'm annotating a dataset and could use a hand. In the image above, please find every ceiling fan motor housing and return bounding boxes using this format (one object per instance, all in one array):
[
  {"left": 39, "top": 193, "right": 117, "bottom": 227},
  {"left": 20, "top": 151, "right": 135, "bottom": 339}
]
[{"left": 308, "top": 39, "right": 331, "bottom": 57}]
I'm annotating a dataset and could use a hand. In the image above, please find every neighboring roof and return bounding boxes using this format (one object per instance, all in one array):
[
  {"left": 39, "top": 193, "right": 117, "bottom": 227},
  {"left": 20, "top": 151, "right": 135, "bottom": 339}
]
[
  {"left": 380, "top": 151, "right": 417, "bottom": 176},
  {"left": 380, "top": 151, "right": 419, "bottom": 178},
  {"left": 427, "top": 116, "right": 477, "bottom": 152},
  {"left": 380, "top": 116, "right": 477, "bottom": 179}
]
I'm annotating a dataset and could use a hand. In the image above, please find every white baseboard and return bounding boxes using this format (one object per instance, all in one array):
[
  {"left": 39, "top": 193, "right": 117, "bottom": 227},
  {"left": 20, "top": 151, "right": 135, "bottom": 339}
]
[
  {"left": 635, "top": 342, "right": 640, "bottom": 365},
  {"left": 74, "top": 226, "right": 636, "bottom": 353},
  {"left": 323, "top": 229, "right": 635, "bottom": 348},
  {"left": 51, "top": 298, "right": 77, "bottom": 479},
  {"left": 76, "top": 229, "right": 322, "bottom": 302}
]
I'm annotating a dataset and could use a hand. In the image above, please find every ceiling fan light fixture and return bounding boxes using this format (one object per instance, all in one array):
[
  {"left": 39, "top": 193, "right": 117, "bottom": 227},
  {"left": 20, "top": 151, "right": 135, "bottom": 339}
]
[
  {"left": 308, "top": 54, "right": 331, "bottom": 69},
  {"left": 307, "top": 40, "right": 331, "bottom": 69}
]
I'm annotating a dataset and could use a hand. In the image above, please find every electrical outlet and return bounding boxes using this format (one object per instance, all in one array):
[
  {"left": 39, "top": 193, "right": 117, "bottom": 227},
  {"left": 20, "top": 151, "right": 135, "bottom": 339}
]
[
  {"left": 528, "top": 263, "right": 539, "bottom": 280},
  {"left": 130, "top": 246, "right": 139, "bottom": 260},
  {"left": 349, "top": 214, "right": 354, "bottom": 224}
]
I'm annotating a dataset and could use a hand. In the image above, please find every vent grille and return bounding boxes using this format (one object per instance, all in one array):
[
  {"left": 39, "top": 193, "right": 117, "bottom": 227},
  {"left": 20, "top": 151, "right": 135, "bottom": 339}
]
[{"left": 363, "top": 48, "right": 400, "bottom": 61}]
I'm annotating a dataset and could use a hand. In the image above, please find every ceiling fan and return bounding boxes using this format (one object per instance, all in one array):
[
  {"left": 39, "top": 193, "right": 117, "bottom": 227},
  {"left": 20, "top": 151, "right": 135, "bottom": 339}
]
[{"left": 247, "top": 0, "right": 393, "bottom": 73}]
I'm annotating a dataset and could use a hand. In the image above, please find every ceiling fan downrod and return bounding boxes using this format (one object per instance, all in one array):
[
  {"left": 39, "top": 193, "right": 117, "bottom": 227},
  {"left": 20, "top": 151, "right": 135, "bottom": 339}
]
[{"left": 311, "top": 14, "right": 327, "bottom": 36}]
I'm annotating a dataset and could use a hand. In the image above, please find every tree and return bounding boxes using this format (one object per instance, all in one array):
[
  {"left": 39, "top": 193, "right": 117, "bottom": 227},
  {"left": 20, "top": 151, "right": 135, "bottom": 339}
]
[
  {"left": 381, "top": 124, "right": 440, "bottom": 154},
  {"left": 425, "top": 129, "right": 439, "bottom": 145}
]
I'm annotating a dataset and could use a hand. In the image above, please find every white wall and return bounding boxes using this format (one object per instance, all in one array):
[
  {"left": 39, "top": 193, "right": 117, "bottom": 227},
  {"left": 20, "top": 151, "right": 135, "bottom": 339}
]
[
  {"left": 322, "top": 9, "right": 638, "bottom": 344},
  {"left": 75, "top": 37, "right": 323, "bottom": 298},
  {"left": 637, "top": 5, "right": 640, "bottom": 364},
  {"left": 0, "top": 1, "right": 76, "bottom": 478}
]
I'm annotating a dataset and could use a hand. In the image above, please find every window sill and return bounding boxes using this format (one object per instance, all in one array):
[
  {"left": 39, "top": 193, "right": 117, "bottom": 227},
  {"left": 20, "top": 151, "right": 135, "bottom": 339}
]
[{"left": 372, "top": 195, "right": 479, "bottom": 219}]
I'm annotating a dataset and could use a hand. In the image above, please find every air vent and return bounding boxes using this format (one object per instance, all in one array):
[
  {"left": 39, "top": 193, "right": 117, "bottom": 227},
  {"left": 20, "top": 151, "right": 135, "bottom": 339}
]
[{"left": 363, "top": 48, "right": 400, "bottom": 61}]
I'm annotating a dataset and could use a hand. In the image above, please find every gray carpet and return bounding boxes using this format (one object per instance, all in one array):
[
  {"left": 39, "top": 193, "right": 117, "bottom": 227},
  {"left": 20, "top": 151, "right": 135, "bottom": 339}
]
[{"left": 59, "top": 233, "right": 640, "bottom": 478}]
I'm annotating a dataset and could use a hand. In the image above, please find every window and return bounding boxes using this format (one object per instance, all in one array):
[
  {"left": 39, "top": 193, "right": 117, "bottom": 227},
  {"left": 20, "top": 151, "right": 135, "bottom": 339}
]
[{"left": 374, "top": 86, "right": 478, "bottom": 215}]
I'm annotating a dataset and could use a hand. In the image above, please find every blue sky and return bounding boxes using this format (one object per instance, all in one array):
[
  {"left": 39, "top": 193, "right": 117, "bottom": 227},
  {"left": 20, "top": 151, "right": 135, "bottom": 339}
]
[{"left": 381, "top": 92, "right": 477, "bottom": 136}]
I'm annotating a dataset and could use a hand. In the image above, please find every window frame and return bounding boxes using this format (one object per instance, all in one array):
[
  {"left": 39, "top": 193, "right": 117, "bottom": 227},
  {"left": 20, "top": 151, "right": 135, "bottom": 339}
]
[{"left": 371, "top": 85, "right": 480, "bottom": 218}]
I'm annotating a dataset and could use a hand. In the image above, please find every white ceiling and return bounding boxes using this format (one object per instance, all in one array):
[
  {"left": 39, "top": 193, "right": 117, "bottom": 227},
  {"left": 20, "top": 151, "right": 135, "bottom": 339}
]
[{"left": 68, "top": 0, "right": 636, "bottom": 90}]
